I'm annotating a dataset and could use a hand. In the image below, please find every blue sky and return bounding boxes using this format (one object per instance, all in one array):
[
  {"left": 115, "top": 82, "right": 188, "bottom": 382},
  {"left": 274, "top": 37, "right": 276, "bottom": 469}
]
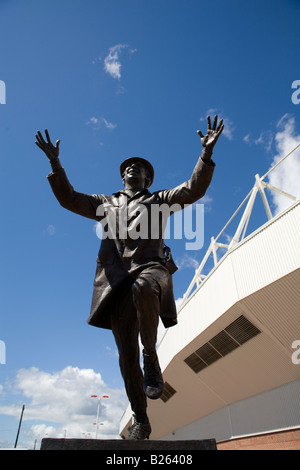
[{"left": 0, "top": 0, "right": 300, "bottom": 448}]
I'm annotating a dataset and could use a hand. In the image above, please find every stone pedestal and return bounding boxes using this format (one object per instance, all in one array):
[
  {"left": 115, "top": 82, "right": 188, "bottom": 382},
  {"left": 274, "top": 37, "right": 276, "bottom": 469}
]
[{"left": 40, "top": 438, "right": 217, "bottom": 451}]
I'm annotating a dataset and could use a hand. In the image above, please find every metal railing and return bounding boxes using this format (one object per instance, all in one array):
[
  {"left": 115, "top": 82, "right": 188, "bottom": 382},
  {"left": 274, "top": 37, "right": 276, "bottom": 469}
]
[{"left": 180, "top": 143, "right": 300, "bottom": 308}]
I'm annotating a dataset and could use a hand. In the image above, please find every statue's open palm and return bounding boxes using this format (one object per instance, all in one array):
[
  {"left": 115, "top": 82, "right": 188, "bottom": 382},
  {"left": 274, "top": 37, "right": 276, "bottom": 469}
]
[
  {"left": 197, "top": 116, "right": 224, "bottom": 152},
  {"left": 35, "top": 129, "right": 60, "bottom": 161}
]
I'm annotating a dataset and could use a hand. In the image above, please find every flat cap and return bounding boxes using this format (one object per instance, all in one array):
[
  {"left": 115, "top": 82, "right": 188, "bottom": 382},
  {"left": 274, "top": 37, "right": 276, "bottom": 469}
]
[{"left": 120, "top": 157, "right": 154, "bottom": 188}]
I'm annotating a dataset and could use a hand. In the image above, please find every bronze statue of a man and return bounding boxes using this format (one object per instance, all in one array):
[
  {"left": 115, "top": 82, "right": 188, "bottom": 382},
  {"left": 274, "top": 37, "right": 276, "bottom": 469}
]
[{"left": 35, "top": 116, "right": 223, "bottom": 439}]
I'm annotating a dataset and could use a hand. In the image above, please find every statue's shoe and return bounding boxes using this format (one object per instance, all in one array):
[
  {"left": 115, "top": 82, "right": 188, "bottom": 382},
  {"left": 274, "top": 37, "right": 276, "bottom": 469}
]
[
  {"left": 143, "top": 352, "right": 164, "bottom": 400},
  {"left": 125, "top": 415, "right": 151, "bottom": 440}
]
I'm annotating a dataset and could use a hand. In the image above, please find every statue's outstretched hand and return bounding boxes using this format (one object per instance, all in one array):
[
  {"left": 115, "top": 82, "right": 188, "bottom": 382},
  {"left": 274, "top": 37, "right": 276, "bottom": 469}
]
[
  {"left": 197, "top": 115, "right": 224, "bottom": 154},
  {"left": 35, "top": 129, "right": 60, "bottom": 161}
]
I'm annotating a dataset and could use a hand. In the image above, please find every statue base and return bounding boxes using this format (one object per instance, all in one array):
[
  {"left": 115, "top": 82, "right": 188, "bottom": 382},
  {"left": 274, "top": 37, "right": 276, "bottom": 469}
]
[{"left": 40, "top": 438, "right": 217, "bottom": 451}]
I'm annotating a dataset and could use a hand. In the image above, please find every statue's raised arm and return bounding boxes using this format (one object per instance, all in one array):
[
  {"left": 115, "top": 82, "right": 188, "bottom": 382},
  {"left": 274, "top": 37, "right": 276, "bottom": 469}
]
[{"left": 35, "top": 128, "right": 101, "bottom": 219}]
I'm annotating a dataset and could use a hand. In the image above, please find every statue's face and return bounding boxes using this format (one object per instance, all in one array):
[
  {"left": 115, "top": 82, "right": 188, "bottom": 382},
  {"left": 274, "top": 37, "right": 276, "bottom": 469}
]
[{"left": 123, "top": 161, "right": 149, "bottom": 188}]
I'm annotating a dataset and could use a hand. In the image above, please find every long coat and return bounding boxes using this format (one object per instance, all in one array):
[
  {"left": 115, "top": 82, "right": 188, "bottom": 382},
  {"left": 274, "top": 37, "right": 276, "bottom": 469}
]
[{"left": 47, "top": 155, "right": 215, "bottom": 330}]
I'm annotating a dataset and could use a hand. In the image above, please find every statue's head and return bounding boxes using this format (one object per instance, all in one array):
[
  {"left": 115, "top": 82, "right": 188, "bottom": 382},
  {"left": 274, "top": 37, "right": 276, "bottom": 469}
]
[{"left": 120, "top": 157, "right": 154, "bottom": 189}]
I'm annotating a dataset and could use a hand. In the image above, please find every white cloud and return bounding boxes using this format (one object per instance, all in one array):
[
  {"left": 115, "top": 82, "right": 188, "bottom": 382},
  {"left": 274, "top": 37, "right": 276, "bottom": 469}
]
[
  {"left": 102, "top": 117, "right": 117, "bottom": 130},
  {"left": 86, "top": 116, "right": 117, "bottom": 131},
  {"left": 103, "top": 44, "right": 137, "bottom": 80},
  {"left": 221, "top": 117, "right": 235, "bottom": 141},
  {"left": 243, "top": 134, "right": 251, "bottom": 144},
  {"left": 105, "top": 345, "right": 119, "bottom": 358},
  {"left": 92, "top": 56, "right": 102, "bottom": 65},
  {"left": 104, "top": 44, "right": 128, "bottom": 80},
  {"left": 175, "top": 254, "right": 199, "bottom": 270},
  {"left": 254, "top": 130, "right": 273, "bottom": 152},
  {"left": 267, "top": 114, "right": 300, "bottom": 215},
  {"left": 175, "top": 296, "right": 183, "bottom": 310},
  {"left": 86, "top": 116, "right": 100, "bottom": 127},
  {"left": 0, "top": 366, "right": 127, "bottom": 446},
  {"left": 201, "top": 194, "right": 213, "bottom": 212},
  {"left": 43, "top": 224, "right": 56, "bottom": 236},
  {"left": 243, "top": 129, "right": 273, "bottom": 153}
]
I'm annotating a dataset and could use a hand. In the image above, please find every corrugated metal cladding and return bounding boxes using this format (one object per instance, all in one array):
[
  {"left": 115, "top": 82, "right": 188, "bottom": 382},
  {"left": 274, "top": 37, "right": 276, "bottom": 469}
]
[
  {"left": 231, "top": 201, "right": 300, "bottom": 300},
  {"left": 184, "top": 315, "right": 261, "bottom": 374}
]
